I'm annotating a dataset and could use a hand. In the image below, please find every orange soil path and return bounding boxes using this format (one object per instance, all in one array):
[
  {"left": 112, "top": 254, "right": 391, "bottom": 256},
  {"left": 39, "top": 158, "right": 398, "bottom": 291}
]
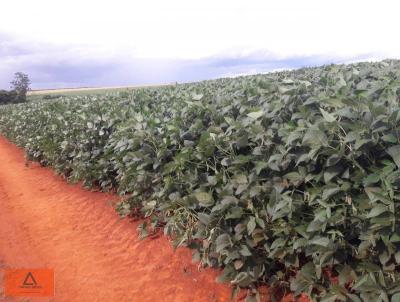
[{"left": 0, "top": 136, "right": 232, "bottom": 302}]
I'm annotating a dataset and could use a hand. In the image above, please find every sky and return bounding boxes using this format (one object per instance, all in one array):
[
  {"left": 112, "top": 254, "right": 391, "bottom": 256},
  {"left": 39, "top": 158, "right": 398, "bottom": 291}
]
[{"left": 1, "top": 0, "right": 400, "bottom": 89}]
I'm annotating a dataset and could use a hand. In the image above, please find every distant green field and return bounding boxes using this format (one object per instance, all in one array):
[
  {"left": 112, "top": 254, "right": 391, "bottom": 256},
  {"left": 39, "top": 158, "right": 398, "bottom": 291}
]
[{"left": 27, "top": 84, "right": 175, "bottom": 101}]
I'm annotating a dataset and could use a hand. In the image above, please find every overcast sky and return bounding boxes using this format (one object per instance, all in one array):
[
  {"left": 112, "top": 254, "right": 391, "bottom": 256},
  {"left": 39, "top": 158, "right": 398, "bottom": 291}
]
[{"left": 1, "top": 0, "right": 399, "bottom": 89}]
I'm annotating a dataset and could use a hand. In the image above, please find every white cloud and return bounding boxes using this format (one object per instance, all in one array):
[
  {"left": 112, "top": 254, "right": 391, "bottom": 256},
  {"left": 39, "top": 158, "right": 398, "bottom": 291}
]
[
  {"left": 1, "top": 0, "right": 399, "bottom": 60},
  {"left": 1, "top": 0, "right": 399, "bottom": 89}
]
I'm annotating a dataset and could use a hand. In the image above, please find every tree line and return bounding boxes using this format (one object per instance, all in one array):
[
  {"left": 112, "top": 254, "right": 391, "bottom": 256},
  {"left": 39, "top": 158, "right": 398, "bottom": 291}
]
[{"left": 0, "top": 72, "right": 31, "bottom": 105}]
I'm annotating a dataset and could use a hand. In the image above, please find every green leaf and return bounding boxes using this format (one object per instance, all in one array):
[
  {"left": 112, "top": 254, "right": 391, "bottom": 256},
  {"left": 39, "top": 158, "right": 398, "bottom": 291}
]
[
  {"left": 271, "top": 238, "right": 286, "bottom": 249},
  {"left": 293, "top": 238, "right": 308, "bottom": 249},
  {"left": 284, "top": 172, "right": 303, "bottom": 184},
  {"left": 382, "top": 134, "right": 397, "bottom": 143},
  {"left": 390, "top": 233, "right": 400, "bottom": 243},
  {"left": 320, "top": 108, "right": 336, "bottom": 122},
  {"left": 391, "top": 293, "right": 400, "bottom": 302},
  {"left": 221, "top": 157, "right": 232, "bottom": 166},
  {"left": 247, "top": 110, "right": 264, "bottom": 119},
  {"left": 247, "top": 217, "right": 256, "bottom": 235},
  {"left": 354, "top": 138, "right": 371, "bottom": 150},
  {"left": 234, "top": 174, "right": 248, "bottom": 185},
  {"left": 194, "top": 192, "right": 214, "bottom": 207},
  {"left": 363, "top": 174, "right": 380, "bottom": 186},
  {"left": 387, "top": 145, "right": 400, "bottom": 168},
  {"left": 310, "top": 237, "right": 330, "bottom": 247},
  {"left": 225, "top": 207, "right": 244, "bottom": 219},
  {"left": 322, "top": 187, "right": 341, "bottom": 200},
  {"left": 365, "top": 187, "right": 381, "bottom": 201},
  {"left": 231, "top": 272, "right": 253, "bottom": 287},
  {"left": 366, "top": 204, "right": 388, "bottom": 218},
  {"left": 352, "top": 274, "right": 369, "bottom": 290},
  {"left": 239, "top": 245, "right": 252, "bottom": 257},
  {"left": 192, "top": 93, "right": 203, "bottom": 101},
  {"left": 215, "top": 233, "right": 231, "bottom": 253},
  {"left": 198, "top": 213, "right": 211, "bottom": 225},
  {"left": 255, "top": 161, "right": 268, "bottom": 175},
  {"left": 307, "top": 220, "right": 324, "bottom": 232},
  {"left": 324, "top": 167, "right": 341, "bottom": 183},
  {"left": 326, "top": 154, "right": 341, "bottom": 167},
  {"left": 302, "top": 128, "right": 328, "bottom": 147}
]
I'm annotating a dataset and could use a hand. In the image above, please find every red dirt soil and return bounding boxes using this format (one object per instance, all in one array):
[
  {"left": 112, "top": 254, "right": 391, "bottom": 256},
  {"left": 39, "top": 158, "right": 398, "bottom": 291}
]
[{"left": 0, "top": 136, "right": 308, "bottom": 302}]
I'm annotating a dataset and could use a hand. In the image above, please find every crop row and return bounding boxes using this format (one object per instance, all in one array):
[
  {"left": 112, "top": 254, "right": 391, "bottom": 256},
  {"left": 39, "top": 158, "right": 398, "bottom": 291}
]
[{"left": 1, "top": 61, "right": 400, "bottom": 301}]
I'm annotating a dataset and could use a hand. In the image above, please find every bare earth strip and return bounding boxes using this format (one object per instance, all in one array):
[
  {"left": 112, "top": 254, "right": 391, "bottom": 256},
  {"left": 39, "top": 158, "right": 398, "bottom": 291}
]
[{"left": 0, "top": 136, "right": 231, "bottom": 302}]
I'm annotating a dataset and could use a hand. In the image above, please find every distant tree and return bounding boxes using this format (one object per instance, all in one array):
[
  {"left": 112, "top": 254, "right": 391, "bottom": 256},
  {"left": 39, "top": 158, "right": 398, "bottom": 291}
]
[{"left": 10, "top": 72, "right": 30, "bottom": 102}]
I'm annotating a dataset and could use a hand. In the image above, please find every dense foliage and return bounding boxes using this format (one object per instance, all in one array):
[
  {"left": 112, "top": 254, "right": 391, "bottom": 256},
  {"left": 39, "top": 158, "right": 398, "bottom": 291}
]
[
  {"left": 1, "top": 60, "right": 400, "bottom": 301},
  {"left": 0, "top": 90, "right": 18, "bottom": 105}
]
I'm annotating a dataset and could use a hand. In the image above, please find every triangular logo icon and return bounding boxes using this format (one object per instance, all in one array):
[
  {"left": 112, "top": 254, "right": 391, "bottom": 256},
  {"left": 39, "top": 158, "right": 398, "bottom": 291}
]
[{"left": 22, "top": 272, "right": 37, "bottom": 286}]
